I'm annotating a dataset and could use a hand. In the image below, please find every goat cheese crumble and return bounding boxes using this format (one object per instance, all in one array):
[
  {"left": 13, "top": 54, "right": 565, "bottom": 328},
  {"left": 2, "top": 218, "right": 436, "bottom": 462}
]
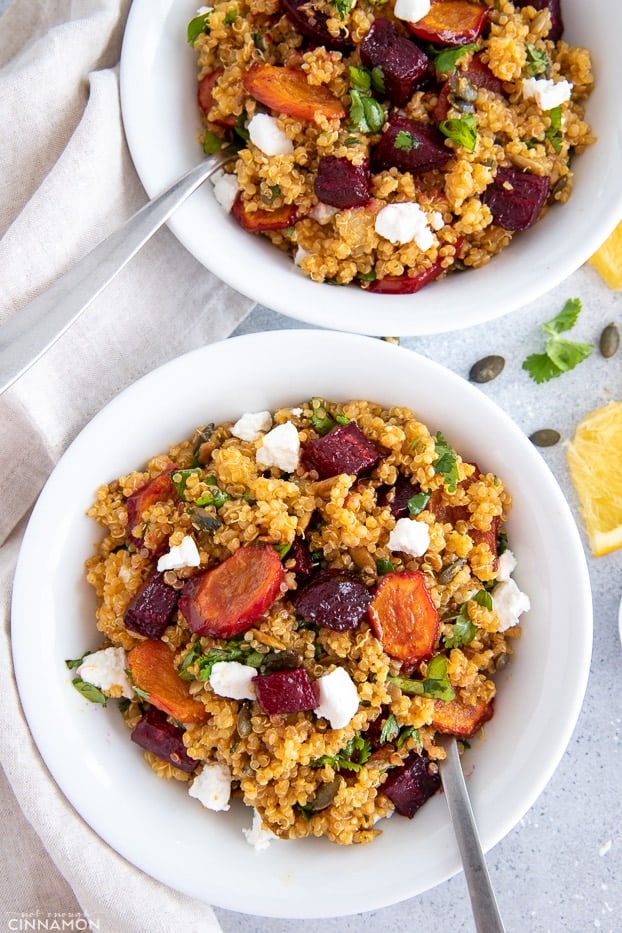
[
  {"left": 375, "top": 202, "right": 437, "bottom": 250},
  {"left": 189, "top": 761, "right": 232, "bottom": 811},
  {"left": 76, "top": 647, "right": 133, "bottom": 699},
  {"left": 248, "top": 113, "right": 294, "bottom": 156},
  {"left": 394, "top": 0, "right": 431, "bottom": 23},
  {"left": 231, "top": 410, "right": 273, "bottom": 442},
  {"left": 256, "top": 421, "right": 300, "bottom": 472},
  {"left": 315, "top": 667, "right": 359, "bottom": 730},
  {"left": 522, "top": 77, "right": 572, "bottom": 110},
  {"left": 157, "top": 535, "right": 200, "bottom": 572},
  {"left": 388, "top": 517, "right": 430, "bottom": 557}
]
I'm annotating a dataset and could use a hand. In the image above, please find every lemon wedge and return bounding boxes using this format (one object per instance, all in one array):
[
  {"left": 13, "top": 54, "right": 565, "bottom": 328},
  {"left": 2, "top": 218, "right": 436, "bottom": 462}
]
[
  {"left": 589, "top": 220, "right": 622, "bottom": 289},
  {"left": 566, "top": 401, "right": 622, "bottom": 556}
]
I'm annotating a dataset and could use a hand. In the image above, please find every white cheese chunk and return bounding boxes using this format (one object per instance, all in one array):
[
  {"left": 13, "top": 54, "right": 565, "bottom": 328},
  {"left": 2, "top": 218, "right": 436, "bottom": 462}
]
[
  {"left": 209, "top": 661, "right": 257, "bottom": 700},
  {"left": 496, "top": 548, "right": 518, "bottom": 582},
  {"left": 76, "top": 647, "right": 133, "bottom": 699},
  {"left": 256, "top": 421, "right": 300, "bottom": 472},
  {"left": 212, "top": 171, "right": 239, "bottom": 213},
  {"left": 309, "top": 202, "right": 339, "bottom": 225},
  {"left": 394, "top": 0, "right": 431, "bottom": 23},
  {"left": 231, "top": 410, "right": 273, "bottom": 441},
  {"left": 243, "top": 809, "right": 279, "bottom": 850},
  {"left": 157, "top": 535, "right": 200, "bottom": 572},
  {"left": 387, "top": 517, "right": 430, "bottom": 557},
  {"left": 491, "top": 578, "right": 531, "bottom": 632},
  {"left": 295, "top": 245, "right": 310, "bottom": 267},
  {"left": 429, "top": 210, "right": 445, "bottom": 231},
  {"left": 248, "top": 113, "right": 294, "bottom": 156},
  {"left": 189, "top": 761, "right": 232, "bottom": 811},
  {"left": 375, "top": 202, "right": 437, "bottom": 250},
  {"left": 522, "top": 77, "right": 572, "bottom": 110},
  {"left": 315, "top": 667, "right": 359, "bottom": 730}
]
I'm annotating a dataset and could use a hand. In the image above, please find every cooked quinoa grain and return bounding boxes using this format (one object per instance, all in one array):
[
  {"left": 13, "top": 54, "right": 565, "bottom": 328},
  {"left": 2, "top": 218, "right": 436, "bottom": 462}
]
[
  {"left": 189, "top": 0, "right": 594, "bottom": 295},
  {"left": 76, "top": 399, "right": 529, "bottom": 846}
]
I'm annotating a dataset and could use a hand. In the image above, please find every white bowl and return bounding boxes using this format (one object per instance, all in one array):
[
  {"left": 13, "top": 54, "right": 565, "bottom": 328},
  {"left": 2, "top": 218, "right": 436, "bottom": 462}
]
[
  {"left": 11, "top": 330, "right": 592, "bottom": 917},
  {"left": 120, "top": 0, "right": 622, "bottom": 336}
]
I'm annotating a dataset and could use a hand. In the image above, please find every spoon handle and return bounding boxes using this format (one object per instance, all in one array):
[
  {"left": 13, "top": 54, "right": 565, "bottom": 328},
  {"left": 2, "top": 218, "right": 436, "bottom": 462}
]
[
  {"left": 439, "top": 736, "right": 506, "bottom": 933},
  {"left": 0, "top": 148, "right": 235, "bottom": 395}
]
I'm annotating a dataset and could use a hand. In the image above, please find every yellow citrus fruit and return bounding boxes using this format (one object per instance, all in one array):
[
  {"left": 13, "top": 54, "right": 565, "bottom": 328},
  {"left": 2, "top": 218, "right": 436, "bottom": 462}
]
[
  {"left": 589, "top": 221, "right": 622, "bottom": 289},
  {"left": 566, "top": 401, "right": 622, "bottom": 556}
]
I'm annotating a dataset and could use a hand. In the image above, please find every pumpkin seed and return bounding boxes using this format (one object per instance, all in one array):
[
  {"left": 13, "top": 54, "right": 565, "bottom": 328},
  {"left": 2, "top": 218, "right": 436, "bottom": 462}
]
[
  {"left": 307, "top": 777, "right": 342, "bottom": 812},
  {"left": 438, "top": 557, "right": 467, "bottom": 584},
  {"left": 599, "top": 322, "right": 619, "bottom": 358},
  {"left": 529, "top": 428, "right": 560, "bottom": 447},
  {"left": 237, "top": 704, "right": 253, "bottom": 738},
  {"left": 469, "top": 354, "right": 505, "bottom": 383}
]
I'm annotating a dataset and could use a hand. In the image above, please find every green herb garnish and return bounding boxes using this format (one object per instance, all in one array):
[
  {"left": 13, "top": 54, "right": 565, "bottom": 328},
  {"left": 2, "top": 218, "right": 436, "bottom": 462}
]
[
  {"left": 433, "top": 43, "right": 478, "bottom": 76},
  {"left": 311, "top": 735, "right": 372, "bottom": 772},
  {"left": 182, "top": 643, "right": 264, "bottom": 681},
  {"left": 203, "top": 131, "right": 226, "bottom": 155},
  {"left": 379, "top": 712, "right": 400, "bottom": 744},
  {"left": 376, "top": 558, "right": 394, "bottom": 575},
  {"left": 71, "top": 678, "right": 108, "bottom": 706},
  {"left": 349, "top": 89, "right": 385, "bottom": 134},
  {"left": 522, "top": 298, "right": 593, "bottom": 383},
  {"left": 334, "top": 0, "right": 353, "bottom": 19},
  {"left": 525, "top": 43, "right": 550, "bottom": 77},
  {"left": 224, "top": 9, "right": 238, "bottom": 24},
  {"left": 544, "top": 105, "right": 563, "bottom": 154},
  {"left": 433, "top": 432, "right": 459, "bottom": 492},
  {"left": 407, "top": 491, "right": 431, "bottom": 516},
  {"left": 310, "top": 398, "right": 336, "bottom": 435},
  {"left": 394, "top": 130, "right": 420, "bottom": 152},
  {"left": 388, "top": 656, "right": 455, "bottom": 703},
  {"left": 439, "top": 114, "right": 478, "bottom": 152},
  {"left": 187, "top": 11, "right": 211, "bottom": 44}
]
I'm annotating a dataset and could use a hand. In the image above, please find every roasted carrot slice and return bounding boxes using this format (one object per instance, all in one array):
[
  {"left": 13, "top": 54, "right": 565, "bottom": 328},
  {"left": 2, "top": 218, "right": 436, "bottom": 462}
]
[
  {"left": 369, "top": 571, "right": 440, "bottom": 665},
  {"left": 126, "top": 469, "right": 176, "bottom": 544},
  {"left": 127, "top": 639, "right": 208, "bottom": 724},
  {"left": 231, "top": 193, "right": 297, "bottom": 232},
  {"left": 179, "top": 544, "right": 284, "bottom": 638},
  {"left": 431, "top": 695, "right": 494, "bottom": 737},
  {"left": 407, "top": 1, "right": 488, "bottom": 46},
  {"left": 243, "top": 63, "right": 345, "bottom": 122}
]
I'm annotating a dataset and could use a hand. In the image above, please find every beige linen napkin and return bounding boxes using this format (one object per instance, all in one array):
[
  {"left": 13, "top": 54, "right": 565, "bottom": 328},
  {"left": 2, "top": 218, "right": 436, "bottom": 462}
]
[{"left": 0, "top": 0, "right": 254, "bottom": 928}]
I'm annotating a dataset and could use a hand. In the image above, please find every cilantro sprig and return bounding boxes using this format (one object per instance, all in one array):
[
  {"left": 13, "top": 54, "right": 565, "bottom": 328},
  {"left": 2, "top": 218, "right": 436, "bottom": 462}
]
[
  {"left": 187, "top": 10, "right": 211, "bottom": 44},
  {"left": 522, "top": 298, "right": 593, "bottom": 383},
  {"left": 433, "top": 432, "right": 459, "bottom": 492},
  {"left": 388, "top": 656, "right": 456, "bottom": 703},
  {"left": 439, "top": 114, "right": 478, "bottom": 152},
  {"left": 443, "top": 589, "right": 492, "bottom": 649},
  {"left": 311, "top": 735, "right": 372, "bottom": 772},
  {"left": 432, "top": 43, "right": 478, "bottom": 76}
]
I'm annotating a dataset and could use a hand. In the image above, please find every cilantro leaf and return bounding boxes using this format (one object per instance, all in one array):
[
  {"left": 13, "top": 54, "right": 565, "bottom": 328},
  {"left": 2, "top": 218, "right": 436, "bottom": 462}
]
[
  {"left": 72, "top": 678, "right": 108, "bottom": 706},
  {"left": 379, "top": 712, "right": 400, "bottom": 744},
  {"left": 544, "top": 105, "right": 563, "bottom": 153},
  {"left": 311, "top": 735, "right": 372, "bottom": 772},
  {"left": 187, "top": 12, "right": 211, "bottom": 44},
  {"left": 433, "top": 432, "right": 459, "bottom": 492},
  {"left": 433, "top": 43, "right": 478, "bottom": 76},
  {"left": 439, "top": 114, "right": 478, "bottom": 152},
  {"left": 388, "top": 656, "right": 455, "bottom": 702},
  {"left": 407, "top": 491, "right": 430, "bottom": 515},
  {"left": 349, "top": 89, "right": 385, "bottom": 134},
  {"left": 395, "top": 130, "right": 419, "bottom": 152},
  {"left": 334, "top": 0, "right": 353, "bottom": 19},
  {"left": 523, "top": 298, "right": 593, "bottom": 382},
  {"left": 525, "top": 43, "right": 550, "bottom": 77}
]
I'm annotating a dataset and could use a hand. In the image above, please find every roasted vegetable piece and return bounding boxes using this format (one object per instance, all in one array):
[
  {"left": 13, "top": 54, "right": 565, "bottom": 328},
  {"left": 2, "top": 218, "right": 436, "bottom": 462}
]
[
  {"left": 179, "top": 544, "right": 284, "bottom": 638},
  {"left": 127, "top": 639, "right": 209, "bottom": 723},
  {"left": 462, "top": 54, "right": 504, "bottom": 94},
  {"left": 407, "top": 1, "right": 489, "bottom": 46},
  {"left": 285, "top": 537, "right": 314, "bottom": 579},
  {"left": 131, "top": 707, "right": 199, "bottom": 772},
  {"left": 377, "top": 473, "right": 422, "bottom": 519},
  {"left": 125, "top": 470, "right": 176, "bottom": 546},
  {"left": 242, "top": 63, "right": 345, "bottom": 122},
  {"left": 301, "top": 421, "right": 383, "bottom": 479},
  {"left": 513, "top": 0, "right": 563, "bottom": 41},
  {"left": 366, "top": 260, "right": 446, "bottom": 294},
  {"left": 231, "top": 193, "right": 297, "bottom": 232},
  {"left": 314, "top": 156, "right": 371, "bottom": 209},
  {"left": 369, "top": 571, "right": 440, "bottom": 665},
  {"left": 124, "top": 571, "right": 179, "bottom": 639},
  {"left": 281, "top": 0, "right": 353, "bottom": 50},
  {"left": 380, "top": 750, "right": 441, "bottom": 817},
  {"left": 197, "top": 69, "right": 236, "bottom": 127},
  {"left": 371, "top": 114, "right": 451, "bottom": 174},
  {"left": 481, "top": 166, "right": 551, "bottom": 231},
  {"left": 431, "top": 695, "right": 494, "bottom": 737},
  {"left": 253, "top": 667, "right": 318, "bottom": 715},
  {"left": 293, "top": 569, "right": 373, "bottom": 631},
  {"left": 359, "top": 18, "right": 429, "bottom": 107}
]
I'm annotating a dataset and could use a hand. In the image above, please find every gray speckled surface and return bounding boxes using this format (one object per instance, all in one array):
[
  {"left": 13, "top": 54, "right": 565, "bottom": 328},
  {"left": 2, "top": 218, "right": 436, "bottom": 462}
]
[{"left": 216, "top": 261, "right": 622, "bottom": 933}]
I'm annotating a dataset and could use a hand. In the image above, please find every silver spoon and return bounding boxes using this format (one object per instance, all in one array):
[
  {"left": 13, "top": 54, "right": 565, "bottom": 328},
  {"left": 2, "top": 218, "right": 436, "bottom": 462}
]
[
  {"left": 0, "top": 147, "right": 236, "bottom": 395},
  {"left": 438, "top": 735, "right": 506, "bottom": 933}
]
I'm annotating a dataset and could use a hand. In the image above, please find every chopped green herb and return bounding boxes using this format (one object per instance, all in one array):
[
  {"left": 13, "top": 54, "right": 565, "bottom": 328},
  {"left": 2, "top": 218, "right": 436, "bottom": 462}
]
[
  {"left": 370, "top": 66, "right": 385, "bottom": 95},
  {"left": 195, "top": 476, "right": 232, "bottom": 509},
  {"left": 171, "top": 468, "right": 201, "bottom": 500},
  {"left": 125, "top": 669, "right": 150, "bottom": 701},
  {"left": 224, "top": 9, "right": 238, "bottom": 24},
  {"left": 203, "top": 131, "right": 226, "bottom": 155},
  {"left": 310, "top": 398, "right": 336, "bottom": 435},
  {"left": 65, "top": 656, "right": 85, "bottom": 671},
  {"left": 544, "top": 104, "right": 563, "bottom": 153},
  {"left": 388, "top": 656, "right": 455, "bottom": 702},
  {"left": 234, "top": 113, "right": 249, "bottom": 142},
  {"left": 379, "top": 712, "right": 400, "bottom": 744},
  {"left": 334, "top": 0, "right": 353, "bottom": 19},
  {"left": 349, "top": 65, "right": 371, "bottom": 92},
  {"left": 274, "top": 542, "right": 292, "bottom": 558},
  {"left": 335, "top": 413, "right": 350, "bottom": 425},
  {"left": 349, "top": 89, "right": 385, "bottom": 134},
  {"left": 311, "top": 735, "right": 372, "bottom": 772},
  {"left": 433, "top": 43, "right": 478, "bottom": 76},
  {"left": 344, "top": 135, "right": 363, "bottom": 146},
  {"left": 396, "top": 725, "right": 420, "bottom": 749},
  {"left": 522, "top": 298, "right": 593, "bottom": 383},
  {"left": 252, "top": 32, "right": 264, "bottom": 51},
  {"left": 185, "top": 643, "right": 264, "bottom": 681},
  {"left": 525, "top": 43, "right": 550, "bottom": 77},
  {"left": 433, "top": 432, "right": 459, "bottom": 492},
  {"left": 376, "top": 558, "right": 394, "bottom": 575},
  {"left": 407, "top": 491, "right": 430, "bottom": 515},
  {"left": 394, "top": 129, "right": 420, "bottom": 152},
  {"left": 187, "top": 11, "right": 211, "bottom": 44},
  {"left": 71, "top": 678, "right": 108, "bottom": 706},
  {"left": 439, "top": 114, "right": 478, "bottom": 152}
]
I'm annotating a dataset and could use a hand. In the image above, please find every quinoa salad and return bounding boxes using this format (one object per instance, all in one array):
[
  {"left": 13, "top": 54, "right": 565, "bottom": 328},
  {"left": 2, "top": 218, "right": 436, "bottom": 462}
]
[
  {"left": 70, "top": 398, "right": 530, "bottom": 847},
  {"left": 188, "top": 0, "right": 595, "bottom": 294}
]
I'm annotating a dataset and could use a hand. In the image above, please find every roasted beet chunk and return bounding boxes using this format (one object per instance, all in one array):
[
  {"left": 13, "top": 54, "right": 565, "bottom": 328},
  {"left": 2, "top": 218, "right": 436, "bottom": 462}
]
[
  {"left": 360, "top": 18, "right": 429, "bottom": 106},
  {"left": 314, "top": 156, "right": 371, "bottom": 209},
  {"left": 381, "top": 750, "right": 441, "bottom": 817},
  {"left": 281, "top": 0, "right": 353, "bottom": 50},
  {"left": 253, "top": 667, "right": 317, "bottom": 715},
  {"left": 301, "top": 421, "right": 383, "bottom": 479},
  {"left": 371, "top": 114, "right": 450, "bottom": 174},
  {"left": 131, "top": 707, "right": 198, "bottom": 773},
  {"left": 124, "top": 572, "right": 179, "bottom": 638},
  {"left": 482, "top": 166, "right": 550, "bottom": 231},
  {"left": 377, "top": 473, "right": 423, "bottom": 519},
  {"left": 285, "top": 537, "right": 314, "bottom": 580},
  {"left": 513, "top": 0, "right": 563, "bottom": 40},
  {"left": 293, "top": 569, "right": 373, "bottom": 631}
]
